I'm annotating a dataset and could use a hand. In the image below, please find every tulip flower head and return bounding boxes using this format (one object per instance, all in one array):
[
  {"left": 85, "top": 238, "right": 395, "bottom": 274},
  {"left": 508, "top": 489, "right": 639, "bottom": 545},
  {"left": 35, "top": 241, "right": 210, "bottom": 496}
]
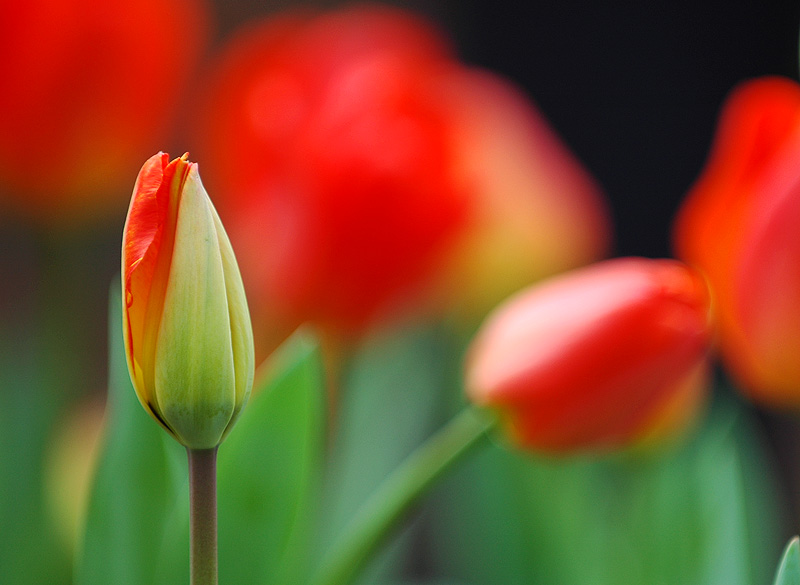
[
  {"left": 191, "top": 5, "right": 610, "bottom": 357},
  {"left": 122, "top": 153, "right": 254, "bottom": 449},
  {"left": 675, "top": 76, "right": 800, "bottom": 407},
  {"left": 465, "top": 258, "right": 713, "bottom": 453},
  {"left": 191, "top": 6, "right": 469, "bottom": 351}
]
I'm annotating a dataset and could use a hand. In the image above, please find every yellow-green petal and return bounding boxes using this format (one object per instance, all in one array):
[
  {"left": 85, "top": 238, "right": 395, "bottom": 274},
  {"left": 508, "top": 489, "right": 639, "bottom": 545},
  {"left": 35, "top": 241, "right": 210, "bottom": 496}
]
[{"left": 154, "top": 166, "right": 237, "bottom": 449}]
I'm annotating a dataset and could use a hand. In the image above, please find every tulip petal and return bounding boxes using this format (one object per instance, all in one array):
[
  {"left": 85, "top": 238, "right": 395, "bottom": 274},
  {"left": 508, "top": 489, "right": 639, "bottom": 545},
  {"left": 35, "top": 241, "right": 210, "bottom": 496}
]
[
  {"left": 209, "top": 201, "right": 255, "bottom": 438},
  {"left": 122, "top": 152, "right": 170, "bottom": 406},
  {"left": 154, "top": 166, "right": 236, "bottom": 448}
]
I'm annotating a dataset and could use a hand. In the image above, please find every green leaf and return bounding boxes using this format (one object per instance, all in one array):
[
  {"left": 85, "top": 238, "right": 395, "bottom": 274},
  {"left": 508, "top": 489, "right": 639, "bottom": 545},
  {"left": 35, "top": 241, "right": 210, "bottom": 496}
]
[
  {"left": 217, "top": 327, "right": 326, "bottom": 585},
  {"left": 774, "top": 538, "right": 800, "bottom": 585},
  {"left": 75, "top": 283, "right": 185, "bottom": 585}
]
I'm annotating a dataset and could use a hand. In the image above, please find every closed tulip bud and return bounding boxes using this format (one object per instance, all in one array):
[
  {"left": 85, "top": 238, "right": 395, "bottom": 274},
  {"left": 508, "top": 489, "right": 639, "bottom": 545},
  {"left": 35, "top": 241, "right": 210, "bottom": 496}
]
[
  {"left": 465, "top": 258, "right": 713, "bottom": 453},
  {"left": 122, "top": 153, "right": 254, "bottom": 449},
  {"left": 675, "top": 77, "right": 800, "bottom": 407}
]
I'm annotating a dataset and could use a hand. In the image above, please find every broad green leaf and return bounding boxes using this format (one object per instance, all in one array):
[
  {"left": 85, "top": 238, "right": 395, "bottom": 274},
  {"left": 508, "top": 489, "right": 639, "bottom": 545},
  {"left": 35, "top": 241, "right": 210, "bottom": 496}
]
[
  {"left": 75, "top": 284, "right": 185, "bottom": 585},
  {"left": 774, "top": 538, "right": 800, "bottom": 585},
  {"left": 217, "top": 328, "right": 326, "bottom": 585},
  {"left": 430, "top": 394, "right": 783, "bottom": 585},
  {"left": 317, "top": 325, "right": 449, "bottom": 584}
]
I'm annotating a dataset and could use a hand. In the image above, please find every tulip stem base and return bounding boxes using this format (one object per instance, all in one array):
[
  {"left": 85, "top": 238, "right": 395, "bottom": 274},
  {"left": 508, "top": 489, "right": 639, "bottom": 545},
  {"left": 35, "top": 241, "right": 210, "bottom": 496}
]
[
  {"left": 311, "top": 405, "right": 496, "bottom": 585},
  {"left": 188, "top": 447, "right": 218, "bottom": 585}
]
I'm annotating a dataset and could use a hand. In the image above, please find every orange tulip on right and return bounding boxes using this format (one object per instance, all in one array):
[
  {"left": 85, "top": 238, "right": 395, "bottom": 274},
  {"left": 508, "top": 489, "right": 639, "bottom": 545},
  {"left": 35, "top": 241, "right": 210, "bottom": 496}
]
[{"left": 674, "top": 76, "right": 800, "bottom": 407}]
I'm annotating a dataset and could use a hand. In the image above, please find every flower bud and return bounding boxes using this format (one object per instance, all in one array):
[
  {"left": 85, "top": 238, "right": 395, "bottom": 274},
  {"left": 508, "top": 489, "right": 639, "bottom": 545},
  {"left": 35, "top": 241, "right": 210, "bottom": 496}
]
[
  {"left": 465, "top": 258, "right": 713, "bottom": 453},
  {"left": 674, "top": 76, "right": 800, "bottom": 407},
  {"left": 122, "top": 153, "right": 254, "bottom": 449}
]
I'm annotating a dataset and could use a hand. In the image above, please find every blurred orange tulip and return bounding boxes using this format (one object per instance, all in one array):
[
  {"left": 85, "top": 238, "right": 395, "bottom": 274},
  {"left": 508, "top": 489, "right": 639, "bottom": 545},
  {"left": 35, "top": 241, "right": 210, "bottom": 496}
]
[
  {"left": 191, "top": 5, "right": 609, "bottom": 356},
  {"left": 465, "top": 258, "right": 713, "bottom": 453},
  {"left": 675, "top": 76, "right": 800, "bottom": 407},
  {"left": 0, "top": 0, "right": 209, "bottom": 223}
]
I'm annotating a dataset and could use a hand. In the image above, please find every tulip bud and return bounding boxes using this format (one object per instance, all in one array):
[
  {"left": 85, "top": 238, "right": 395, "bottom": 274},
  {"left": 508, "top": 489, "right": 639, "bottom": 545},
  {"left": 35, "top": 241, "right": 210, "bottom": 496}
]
[
  {"left": 465, "top": 258, "right": 713, "bottom": 453},
  {"left": 674, "top": 76, "right": 800, "bottom": 407},
  {"left": 122, "top": 153, "right": 254, "bottom": 449}
]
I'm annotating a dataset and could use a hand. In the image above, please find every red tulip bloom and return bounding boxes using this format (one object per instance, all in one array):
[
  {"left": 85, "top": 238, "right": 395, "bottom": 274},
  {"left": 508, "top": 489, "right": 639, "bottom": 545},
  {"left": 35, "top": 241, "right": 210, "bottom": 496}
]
[
  {"left": 675, "top": 76, "right": 800, "bottom": 407},
  {"left": 192, "top": 7, "right": 466, "bottom": 345},
  {"left": 192, "top": 5, "right": 609, "bottom": 354},
  {"left": 0, "top": 0, "right": 209, "bottom": 223},
  {"left": 465, "top": 258, "right": 713, "bottom": 453}
]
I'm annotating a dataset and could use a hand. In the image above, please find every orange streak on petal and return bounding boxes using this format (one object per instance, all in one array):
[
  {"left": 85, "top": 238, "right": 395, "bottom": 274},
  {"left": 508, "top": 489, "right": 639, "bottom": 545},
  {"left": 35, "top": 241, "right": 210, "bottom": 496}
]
[
  {"left": 123, "top": 152, "right": 170, "bottom": 371},
  {"left": 138, "top": 155, "right": 192, "bottom": 402}
]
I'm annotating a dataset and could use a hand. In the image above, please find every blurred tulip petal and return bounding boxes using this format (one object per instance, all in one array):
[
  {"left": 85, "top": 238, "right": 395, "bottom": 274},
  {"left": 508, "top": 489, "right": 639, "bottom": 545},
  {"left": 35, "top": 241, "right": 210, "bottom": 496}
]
[{"left": 675, "top": 76, "right": 800, "bottom": 407}]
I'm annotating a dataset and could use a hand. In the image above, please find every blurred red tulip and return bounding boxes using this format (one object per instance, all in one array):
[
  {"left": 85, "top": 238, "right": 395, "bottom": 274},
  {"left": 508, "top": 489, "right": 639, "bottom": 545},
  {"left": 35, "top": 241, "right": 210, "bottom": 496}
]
[
  {"left": 192, "top": 6, "right": 466, "bottom": 352},
  {"left": 0, "top": 0, "right": 209, "bottom": 223},
  {"left": 191, "top": 5, "right": 609, "bottom": 356},
  {"left": 674, "top": 76, "right": 800, "bottom": 407},
  {"left": 465, "top": 258, "right": 713, "bottom": 453}
]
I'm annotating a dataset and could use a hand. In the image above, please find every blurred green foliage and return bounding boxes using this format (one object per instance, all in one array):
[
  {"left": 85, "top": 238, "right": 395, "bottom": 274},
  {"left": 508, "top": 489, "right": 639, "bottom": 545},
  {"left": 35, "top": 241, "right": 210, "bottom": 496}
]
[
  {"left": 23, "top": 288, "right": 789, "bottom": 585},
  {"left": 430, "top": 394, "right": 783, "bottom": 585}
]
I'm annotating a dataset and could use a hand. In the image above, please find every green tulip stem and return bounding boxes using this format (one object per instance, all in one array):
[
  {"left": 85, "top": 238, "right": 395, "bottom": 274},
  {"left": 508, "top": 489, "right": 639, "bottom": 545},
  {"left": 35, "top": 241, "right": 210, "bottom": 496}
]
[
  {"left": 312, "top": 405, "right": 496, "bottom": 585},
  {"left": 188, "top": 447, "right": 219, "bottom": 585}
]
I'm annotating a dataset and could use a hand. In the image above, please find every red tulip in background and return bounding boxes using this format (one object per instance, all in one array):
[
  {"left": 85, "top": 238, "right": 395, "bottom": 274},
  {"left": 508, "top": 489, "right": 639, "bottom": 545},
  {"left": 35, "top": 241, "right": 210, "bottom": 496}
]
[
  {"left": 465, "top": 258, "right": 713, "bottom": 453},
  {"left": 191, "top": 5, "right": 609, "bottom": 354},
  {"left": 675, "top": 77, "right": 800, "bottom": 408},
  {"left": 0, "top": 0, "right": 209, "bottom": 222}
]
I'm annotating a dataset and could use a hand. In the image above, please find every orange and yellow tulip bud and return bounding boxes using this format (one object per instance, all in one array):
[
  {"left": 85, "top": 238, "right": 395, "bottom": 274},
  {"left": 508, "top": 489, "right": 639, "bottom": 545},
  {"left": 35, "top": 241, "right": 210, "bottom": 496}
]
[
  {"left": 465, "top": 258, "right": 713, "bottom": 453},
  {"left": 674, "top": 76, "right": 800, "bottom": 407},
  {"left": 122, "top": 153, "right": 254, "bottom": 449}
]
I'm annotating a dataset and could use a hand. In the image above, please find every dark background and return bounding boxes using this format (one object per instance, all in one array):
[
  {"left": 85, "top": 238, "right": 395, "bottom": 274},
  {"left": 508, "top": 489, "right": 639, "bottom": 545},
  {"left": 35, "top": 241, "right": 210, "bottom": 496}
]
[{"left": 444, "top": 1, "right": 800, "bottom": 259}]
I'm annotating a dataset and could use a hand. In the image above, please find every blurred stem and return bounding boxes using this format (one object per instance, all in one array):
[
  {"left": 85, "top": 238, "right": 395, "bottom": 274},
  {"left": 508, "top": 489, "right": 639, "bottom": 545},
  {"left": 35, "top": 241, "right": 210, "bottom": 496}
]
[
  {"left": 188, "top": 448, "right": 218, "bottom": 585},
  {"left": 311, "top": 405, "right": 496, "bottom": 585}
]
